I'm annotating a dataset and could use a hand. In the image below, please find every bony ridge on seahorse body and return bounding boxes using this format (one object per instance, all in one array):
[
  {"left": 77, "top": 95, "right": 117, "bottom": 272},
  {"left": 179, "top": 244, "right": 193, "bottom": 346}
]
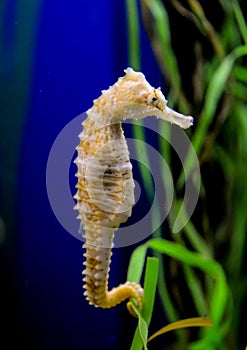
[{"left": 74, "top": 67, "right": 193, "bottom": 314}]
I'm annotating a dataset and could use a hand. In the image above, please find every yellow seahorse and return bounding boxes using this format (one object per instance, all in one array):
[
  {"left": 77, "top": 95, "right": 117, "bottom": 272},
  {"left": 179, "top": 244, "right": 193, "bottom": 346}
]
[{"left": 74, "top": 68, "right": 193, "bottom": 312}]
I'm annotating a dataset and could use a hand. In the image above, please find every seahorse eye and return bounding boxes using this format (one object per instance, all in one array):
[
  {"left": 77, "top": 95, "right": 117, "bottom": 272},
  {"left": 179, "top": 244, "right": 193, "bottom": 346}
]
[{"left": 150, "top": 95, "right": 160, "bottom": 107}]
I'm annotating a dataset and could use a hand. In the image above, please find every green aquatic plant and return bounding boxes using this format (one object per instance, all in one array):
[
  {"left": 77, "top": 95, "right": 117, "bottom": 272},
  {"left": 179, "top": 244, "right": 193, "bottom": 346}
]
[
  {"left": 127, "top": 241, "right": 218, "bottom": 349},
  {"left": 125, "top": 0, "right": 247, "bottom": 348}
]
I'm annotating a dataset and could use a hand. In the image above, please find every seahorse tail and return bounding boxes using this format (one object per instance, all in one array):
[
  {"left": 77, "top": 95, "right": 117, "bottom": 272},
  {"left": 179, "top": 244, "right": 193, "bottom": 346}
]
[
  {"left": 103, "top": 282, "right": 143, "bottom": 310},
  {"left": 83, "top": 264, "right": 143, "bottom": 312},
  {"left": 82, "top": 222, "right": 143, "bottom": 313}
]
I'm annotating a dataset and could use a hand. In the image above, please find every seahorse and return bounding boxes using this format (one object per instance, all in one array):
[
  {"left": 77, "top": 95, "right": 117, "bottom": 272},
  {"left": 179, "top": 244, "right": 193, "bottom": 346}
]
[{"left": 74, "top": 68, "right": 193, "bottom": 313}]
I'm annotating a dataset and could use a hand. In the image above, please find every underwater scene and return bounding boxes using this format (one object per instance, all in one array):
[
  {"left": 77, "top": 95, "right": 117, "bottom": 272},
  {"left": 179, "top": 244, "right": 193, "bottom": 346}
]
[{"left": 0, "top": 1, "right": 247, "bottom": 349}]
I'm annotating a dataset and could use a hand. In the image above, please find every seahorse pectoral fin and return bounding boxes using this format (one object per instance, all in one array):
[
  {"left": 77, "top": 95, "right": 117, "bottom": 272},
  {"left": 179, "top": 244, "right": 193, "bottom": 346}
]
[{"left": 78, "top": 221, "right": 85, "bottom": 236}]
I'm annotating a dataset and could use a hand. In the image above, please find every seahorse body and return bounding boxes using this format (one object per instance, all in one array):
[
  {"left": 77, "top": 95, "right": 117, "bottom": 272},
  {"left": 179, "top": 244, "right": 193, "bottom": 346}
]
[{"left": 74, "top": 68, "right": 193, "bottom": 311}]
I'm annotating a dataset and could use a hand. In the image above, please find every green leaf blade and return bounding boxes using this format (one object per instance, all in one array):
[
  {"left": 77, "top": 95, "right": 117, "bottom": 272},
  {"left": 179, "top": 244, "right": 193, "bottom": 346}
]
[{"left": 129, "top": 256, "right": 159, "bottom": 350}]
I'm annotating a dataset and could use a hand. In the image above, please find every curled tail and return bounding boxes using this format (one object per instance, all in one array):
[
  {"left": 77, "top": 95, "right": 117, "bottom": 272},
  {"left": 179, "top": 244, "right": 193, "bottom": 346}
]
[{"left": 82, "top": 222, "right": 143, "bottom": 312}]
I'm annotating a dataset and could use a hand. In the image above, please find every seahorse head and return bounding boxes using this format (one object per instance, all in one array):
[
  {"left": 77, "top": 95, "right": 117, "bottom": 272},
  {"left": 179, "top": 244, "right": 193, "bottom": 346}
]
[{"left": 109, "top": 67, "right": 193, "bottom": 129}]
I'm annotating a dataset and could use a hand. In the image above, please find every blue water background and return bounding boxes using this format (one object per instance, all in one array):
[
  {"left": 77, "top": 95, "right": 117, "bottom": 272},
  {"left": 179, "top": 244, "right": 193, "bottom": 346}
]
[{"left": 0, "top": 1, "right": 162, "bottom": 349}]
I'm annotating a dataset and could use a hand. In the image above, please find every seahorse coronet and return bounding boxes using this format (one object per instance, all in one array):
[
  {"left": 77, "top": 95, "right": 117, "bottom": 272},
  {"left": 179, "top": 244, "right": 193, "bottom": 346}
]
[{"left": 74, "top": 67, "right": 193, "bottom": 313}]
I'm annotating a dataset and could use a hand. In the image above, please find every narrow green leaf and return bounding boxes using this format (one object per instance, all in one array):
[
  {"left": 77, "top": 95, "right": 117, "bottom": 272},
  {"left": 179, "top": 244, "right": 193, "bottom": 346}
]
[
  {"left": 130, "top": 257, "right": 159, "bottom": 350},
  {"left": 146, "top": 239, "right": 228, "bottom": 325},
  {"left": 195, "top": 45, "right": 247, "bottom": 154},
  {"left": 155, "top": 252, "right": 179, "bottom": 322},
  {"left": 233, "top": 65, "right": 247, "bottom": 83},
  {"left": 127, "top": 245, "right": 147, "bottom": 283},
  {"left": 193, "top": 53, "right": 236, "bottom": 153},
  {"left": 142, "top": 257, "right": 159, "bottom": 325},
  {"left": 179, "top": 45, "right": 247, "bottom": 188},
  {"left": 183, "top": 265, "right": 208, "bottom": 315},
  {"left": 231, "top": 0, "right": 247, "bottom": 45},
  {"left": 138, "top": 314, "right": 149, "bottom": 349},
  {"left": 148, "top": 316, "right": 213, "bottom": 343},
  {"left": 143, "top": 0, "right": 187, "bottom": 108},
  {"left": 130, "top": 303, "right": 149, "bottom": 350},
  {"left": 183, "top": 218, "right": 212, "bottom": 258},
  {"left": 125, "top": 0, "right": 141, "bottom": 70}
]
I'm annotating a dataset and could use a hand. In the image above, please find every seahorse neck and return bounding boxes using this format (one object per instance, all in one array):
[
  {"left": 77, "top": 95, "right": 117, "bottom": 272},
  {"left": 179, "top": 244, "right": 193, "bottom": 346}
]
[{"left": 82, "top": 108, "right": 122, "bottom": 136}]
